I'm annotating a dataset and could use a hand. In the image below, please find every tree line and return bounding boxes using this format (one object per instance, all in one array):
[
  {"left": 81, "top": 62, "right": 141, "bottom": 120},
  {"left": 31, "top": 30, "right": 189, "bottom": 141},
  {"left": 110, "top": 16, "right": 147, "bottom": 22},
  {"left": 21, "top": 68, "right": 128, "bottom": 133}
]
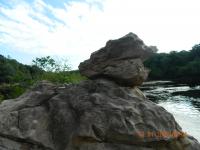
[
  {"left": 144, "top": 44, "right": 200, "bottom": 85},
  {"left": 0, "top": 55, "right": 85, "bottom": 101},
  {"left": 0, "top": 43, "right": 200, "bottom": 100}
]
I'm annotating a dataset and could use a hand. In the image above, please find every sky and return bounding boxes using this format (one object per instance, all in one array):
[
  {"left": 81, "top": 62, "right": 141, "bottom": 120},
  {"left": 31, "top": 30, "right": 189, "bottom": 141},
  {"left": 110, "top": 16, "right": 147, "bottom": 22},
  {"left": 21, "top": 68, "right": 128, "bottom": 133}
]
[{"left": 0, "top": 0, "right": 200, "bottom": 69}]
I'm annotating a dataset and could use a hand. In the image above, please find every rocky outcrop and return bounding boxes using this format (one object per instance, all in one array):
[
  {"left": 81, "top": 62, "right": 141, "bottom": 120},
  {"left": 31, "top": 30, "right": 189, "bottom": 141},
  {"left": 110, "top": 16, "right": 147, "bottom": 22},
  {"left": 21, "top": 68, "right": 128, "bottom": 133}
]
[
  {"left": 0, "top": 80, "right": 199, "bottom": 150},
  {"left": 0, "top": 33, "right": 199, "bottom": 150},
  {"left": 79, "top": 33, "right": 157, "bottom": 86}
]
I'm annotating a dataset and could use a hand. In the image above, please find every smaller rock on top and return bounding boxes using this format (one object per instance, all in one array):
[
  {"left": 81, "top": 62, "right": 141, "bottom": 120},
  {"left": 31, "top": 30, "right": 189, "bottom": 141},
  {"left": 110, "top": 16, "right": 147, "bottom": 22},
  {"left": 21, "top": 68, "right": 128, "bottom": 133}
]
[{"left": 79, "top": 32, "right": 157, "bottom": 86}]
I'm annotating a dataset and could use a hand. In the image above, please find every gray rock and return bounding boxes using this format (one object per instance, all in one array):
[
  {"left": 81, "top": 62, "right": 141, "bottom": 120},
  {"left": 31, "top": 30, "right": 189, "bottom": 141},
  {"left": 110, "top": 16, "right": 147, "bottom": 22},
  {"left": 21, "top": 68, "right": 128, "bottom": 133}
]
[
  {"left": 0, "top": 80, "right": 199, "bottom": 150},
  {"left": 0, "top": 33, "right": 199, "bottom": 150},
  {"left": 79, "top": 33, "right": 157, "bottom": 86}
]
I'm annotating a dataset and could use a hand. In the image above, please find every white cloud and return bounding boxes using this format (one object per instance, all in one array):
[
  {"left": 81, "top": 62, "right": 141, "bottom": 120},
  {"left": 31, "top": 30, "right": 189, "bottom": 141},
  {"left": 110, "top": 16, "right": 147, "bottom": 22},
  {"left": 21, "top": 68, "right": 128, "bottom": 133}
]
[{"left": 0, "top": 0, "right": 200, "bottom": 69}]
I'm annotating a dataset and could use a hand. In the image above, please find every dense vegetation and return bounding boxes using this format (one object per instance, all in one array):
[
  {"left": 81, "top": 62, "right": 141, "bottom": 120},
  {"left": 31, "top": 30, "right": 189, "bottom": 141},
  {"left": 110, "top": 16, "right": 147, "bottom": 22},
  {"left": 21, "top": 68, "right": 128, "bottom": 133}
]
[
  {"left": 0, "top": 43, "right": 200, "bottom": 101},
  {"left": 0, "top": 55, "right": 85, "bottom": 101},
  {"left": 144, "top": 44, "right": 200, "bottom": 85}
]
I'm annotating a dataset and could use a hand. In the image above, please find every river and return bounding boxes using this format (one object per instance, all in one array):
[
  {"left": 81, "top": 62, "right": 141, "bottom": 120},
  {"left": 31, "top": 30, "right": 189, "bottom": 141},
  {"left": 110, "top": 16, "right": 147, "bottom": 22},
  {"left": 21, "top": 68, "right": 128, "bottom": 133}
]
[{"left": 141, "top": 81, "right": 200, "bottom": 142}]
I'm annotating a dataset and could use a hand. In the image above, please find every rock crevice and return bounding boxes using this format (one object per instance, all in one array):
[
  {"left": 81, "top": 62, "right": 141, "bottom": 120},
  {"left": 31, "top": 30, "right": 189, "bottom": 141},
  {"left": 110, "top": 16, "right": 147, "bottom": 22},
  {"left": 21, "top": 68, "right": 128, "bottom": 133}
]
[
  {"left": 0, "top": 33, "right": 199, "bottom": 150},
  {"left": 79, "top": 33, "right": 157, "bottom": 86}
]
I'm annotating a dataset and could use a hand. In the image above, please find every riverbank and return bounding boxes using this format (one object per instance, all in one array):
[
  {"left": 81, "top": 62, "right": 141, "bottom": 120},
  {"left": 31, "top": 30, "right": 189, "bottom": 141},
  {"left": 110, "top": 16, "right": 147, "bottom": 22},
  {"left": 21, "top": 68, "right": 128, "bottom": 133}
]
[{"left": 141, "top": 80, "right": 200, "bottom": 142}]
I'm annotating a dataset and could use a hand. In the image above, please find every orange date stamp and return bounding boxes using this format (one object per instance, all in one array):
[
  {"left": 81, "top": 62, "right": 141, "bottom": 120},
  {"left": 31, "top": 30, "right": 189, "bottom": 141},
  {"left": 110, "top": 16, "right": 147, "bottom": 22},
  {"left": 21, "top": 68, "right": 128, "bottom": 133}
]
[{"left": 135, "top": 130, "right": 187, "bottom": 138}]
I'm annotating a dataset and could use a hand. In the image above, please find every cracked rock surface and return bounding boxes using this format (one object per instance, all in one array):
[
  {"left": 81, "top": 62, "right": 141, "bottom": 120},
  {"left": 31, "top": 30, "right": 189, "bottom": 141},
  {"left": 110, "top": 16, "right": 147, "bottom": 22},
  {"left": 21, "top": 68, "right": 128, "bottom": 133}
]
[
  {"left": 79, "top": 32, "right": 157, "bottom": 86},
  {"left": 0, "top": 80, "right": 200, "bottom": 150},
  {"left": 0, "top": 33, "right": 200, "bottom": 150}
]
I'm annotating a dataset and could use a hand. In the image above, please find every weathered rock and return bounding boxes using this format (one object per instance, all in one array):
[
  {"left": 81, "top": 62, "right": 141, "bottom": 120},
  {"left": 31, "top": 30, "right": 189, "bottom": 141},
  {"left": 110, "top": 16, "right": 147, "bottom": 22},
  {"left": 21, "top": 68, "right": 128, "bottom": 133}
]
[
  {"left": 79, "top": 33, "right": 157, "bottom": 86},
  {"left": 0, "top": 80, "right": 199, "bottom": 150},
  {"left": 0, "top": 33, "right": 200, "bottom": 150}
]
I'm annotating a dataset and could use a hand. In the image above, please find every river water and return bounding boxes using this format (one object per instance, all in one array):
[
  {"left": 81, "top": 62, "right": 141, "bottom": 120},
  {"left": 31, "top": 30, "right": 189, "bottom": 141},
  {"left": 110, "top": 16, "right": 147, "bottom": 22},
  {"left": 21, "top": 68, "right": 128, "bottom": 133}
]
[{"left": 141, "top": 81, "right": 200, "bottom": 142}]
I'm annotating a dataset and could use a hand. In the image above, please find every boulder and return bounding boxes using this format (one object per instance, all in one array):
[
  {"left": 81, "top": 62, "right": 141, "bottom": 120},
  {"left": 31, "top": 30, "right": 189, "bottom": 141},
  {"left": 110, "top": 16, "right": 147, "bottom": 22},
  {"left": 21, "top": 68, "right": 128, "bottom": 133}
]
[
  {"left": 0, "top": 80, "right": 199, "bottom": 150},
  {"left": 79, "top": 32, "right": 157, "bottom": 86},
  {"left": 0, "top": 33, "right": 199, "bottom": 150}
]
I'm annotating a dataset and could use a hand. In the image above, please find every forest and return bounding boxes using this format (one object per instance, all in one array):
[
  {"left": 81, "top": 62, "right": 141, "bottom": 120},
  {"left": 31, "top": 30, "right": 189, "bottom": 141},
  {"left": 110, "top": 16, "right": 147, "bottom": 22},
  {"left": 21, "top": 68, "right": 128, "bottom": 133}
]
[
  {"left": 0, "top": 55, "right": 85, "bottom": 101},
  {"left": 0, "top": 43, "right": 200, "bottom": 101},
  {"left": 144, "top": 43, "right": 200, "bottom": 85}
]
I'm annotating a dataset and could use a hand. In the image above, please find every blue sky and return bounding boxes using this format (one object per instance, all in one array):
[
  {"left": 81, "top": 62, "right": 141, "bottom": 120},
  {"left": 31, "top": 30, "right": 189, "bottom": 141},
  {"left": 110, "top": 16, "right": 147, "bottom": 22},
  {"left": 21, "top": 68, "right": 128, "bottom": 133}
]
[{"left": 1, "top": 0, "right": 200, "bottom": 69}]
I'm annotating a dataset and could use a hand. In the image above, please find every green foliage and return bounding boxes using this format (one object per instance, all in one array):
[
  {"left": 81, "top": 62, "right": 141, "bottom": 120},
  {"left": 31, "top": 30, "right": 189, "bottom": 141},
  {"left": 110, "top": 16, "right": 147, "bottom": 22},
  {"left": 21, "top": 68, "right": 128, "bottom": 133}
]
[
  {"left": 0, "top": 83, "right": 26, "bottom": 100},
  {"left": 0, "top": 54, "right": 85, "bottom": 101},
  {"left": 32, "top": 56, "right": 71, "bottom": 72},
  {"left": 0, "top": 55, "right": 15, "bottom": 83},
  {"left": 32, "top": 56, "right": 85, "bottom": 84},
  {"left": 65, "top": 71, "right": 87, "bottom": 83},
  {"left": 0, "top": 94, "right": 4, "bottom": 102},
  {"left": 39, "top": 71, "right": 86, "bottom": 84},
  {"left": 145, "top": 45, "right": 200, "bottom": 85},
  {"left": 1, "top": 43, "right": 200, "bottom": 101},
  {"left": 191, "top": 44, "right": 200, "bottom": 58},
  {"left": 0, "top": 55, "right": 42, "bottom": 84}
]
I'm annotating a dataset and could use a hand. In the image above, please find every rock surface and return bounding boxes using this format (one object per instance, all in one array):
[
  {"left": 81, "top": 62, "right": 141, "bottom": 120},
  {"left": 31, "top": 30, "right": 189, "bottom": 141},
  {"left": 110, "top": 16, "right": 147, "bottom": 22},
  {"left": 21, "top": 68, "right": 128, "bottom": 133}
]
[
  {"left": 0, "top": 33, "right": 200, "bottom": 150},
  {"left": 79, "top": 33, "right": 157, "bottom": 86},
  {"left": 0, "top": 80, "right": 199, "bottom": 150}
]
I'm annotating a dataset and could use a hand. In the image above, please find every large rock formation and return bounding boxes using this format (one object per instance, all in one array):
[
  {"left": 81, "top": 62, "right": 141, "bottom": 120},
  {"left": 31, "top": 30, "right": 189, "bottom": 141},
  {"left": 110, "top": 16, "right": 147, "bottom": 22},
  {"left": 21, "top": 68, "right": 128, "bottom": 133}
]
[
  {"left": 0, "top": 33, "right": 199, "bottom": 150},
  {"left": 79, "top": 33, "right": 157, "bottom": 86}
]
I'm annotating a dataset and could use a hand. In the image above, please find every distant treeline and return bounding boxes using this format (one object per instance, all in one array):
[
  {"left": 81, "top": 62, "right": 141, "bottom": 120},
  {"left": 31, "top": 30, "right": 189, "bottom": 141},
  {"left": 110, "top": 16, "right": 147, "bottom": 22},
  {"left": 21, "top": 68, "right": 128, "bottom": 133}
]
[
  {"left": 1, "top": 43, "right": 200, "bottom": 100},
  {"left": 0, "top": 55, "right": 85, "bottom": 100},
  {"left": 144, "top": 44, "right": 200, "bottom": 85}
]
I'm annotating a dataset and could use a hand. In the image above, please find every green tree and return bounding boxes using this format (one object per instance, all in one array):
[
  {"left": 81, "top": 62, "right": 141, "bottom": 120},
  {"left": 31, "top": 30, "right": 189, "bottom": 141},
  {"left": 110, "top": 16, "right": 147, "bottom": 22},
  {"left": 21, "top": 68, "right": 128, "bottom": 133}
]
[
  {"left": 32, "top": 56, "right": 56, "bottom": 72},
  {"left": 0, "top": 55, "right": 15, "bottom": 83},
  {"left": 191, "top": 44, "right": 200, "bottom": 59},
  {"left": 144, "top": 45, "right": 200, "bottom": 85},
  {"left": 32, "top": 56, "right": 71, "bottom": 72}
]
